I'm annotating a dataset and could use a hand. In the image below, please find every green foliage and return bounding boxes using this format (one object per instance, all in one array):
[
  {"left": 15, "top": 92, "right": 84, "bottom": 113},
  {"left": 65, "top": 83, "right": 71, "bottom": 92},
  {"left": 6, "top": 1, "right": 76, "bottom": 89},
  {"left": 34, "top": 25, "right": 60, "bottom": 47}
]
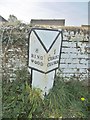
[
  {"left": 43, "top": 76, "right": 89, "bottom": 118},
  {"left": 2, "top": 68, "right": 43, "bottom": 119},
  {"left": 32, "top": 76, "right": 89, "bottom": 118},
  {"left": 2, "top": 68, "right": 28, "bottom": 118},
  {"left": 8, "top": 15, "right": 18, "bottom": 23},
  {"left": 1, "top": 15, "right": 89, "bottom": 119},
  {"left": 2, "top": 68, "right": 89, "bottom": 119}
]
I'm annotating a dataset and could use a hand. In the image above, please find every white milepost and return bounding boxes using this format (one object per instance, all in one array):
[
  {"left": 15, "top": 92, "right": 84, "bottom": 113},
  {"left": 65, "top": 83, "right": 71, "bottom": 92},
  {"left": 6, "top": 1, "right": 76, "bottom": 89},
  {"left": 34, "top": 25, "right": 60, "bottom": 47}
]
[{"left": 28, "top": 28, "right": 63, "bottom": 97}]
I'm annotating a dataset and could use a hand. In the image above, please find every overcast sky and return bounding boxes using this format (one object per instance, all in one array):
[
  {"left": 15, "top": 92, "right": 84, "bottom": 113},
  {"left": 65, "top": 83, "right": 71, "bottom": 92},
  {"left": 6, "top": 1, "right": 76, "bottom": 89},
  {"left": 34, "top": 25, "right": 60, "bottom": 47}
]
[{"left": 0, "top": 0, "right": 89, "bottom": 26}]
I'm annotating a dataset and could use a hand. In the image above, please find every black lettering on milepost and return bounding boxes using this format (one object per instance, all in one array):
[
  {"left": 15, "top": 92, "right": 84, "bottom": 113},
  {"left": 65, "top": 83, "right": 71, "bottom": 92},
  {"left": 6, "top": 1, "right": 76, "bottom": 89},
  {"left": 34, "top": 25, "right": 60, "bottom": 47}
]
[
  {"left": 31, "top": 54, "right": 43, "bottom": 60},
  {"left": 31, "top": 59, "right": 43, "bottom": 66},
  {"left": 31, "top": 54, "right": 36, "bottom": 58},
  {"left": 47, "top": 60, "right": 59, "bottom": 67},
  {"left": 48, "top": 55, "right": 59, "bottom": 61}
]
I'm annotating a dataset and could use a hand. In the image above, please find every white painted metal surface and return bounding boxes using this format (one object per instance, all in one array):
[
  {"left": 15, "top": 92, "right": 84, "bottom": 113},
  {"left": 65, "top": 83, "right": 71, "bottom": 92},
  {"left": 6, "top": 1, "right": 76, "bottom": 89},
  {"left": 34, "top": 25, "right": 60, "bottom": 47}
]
[
  {"left": 29, "top": 29, "right": 62, "bottom": 73},
  {"left": 29, "top": 31, "right": 47, "bottom": 72},
  {"left": 28, "top": 28, "right": 62, "bottom": 96},
  {"left": 32, "top": 70, "right": 55, "bottom": 95}
]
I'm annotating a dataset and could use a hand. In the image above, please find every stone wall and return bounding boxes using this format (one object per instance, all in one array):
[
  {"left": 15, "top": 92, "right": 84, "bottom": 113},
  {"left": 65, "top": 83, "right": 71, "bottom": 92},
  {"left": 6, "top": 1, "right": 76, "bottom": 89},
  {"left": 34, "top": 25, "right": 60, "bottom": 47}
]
[
  {"left": 1, "top": 23, "right": 30, "bottom": 82},
  {"left": 60, "top": 29, "right": 90, "bottom": 80},
  {"left": 1, "top": 24, "right": 90, "bottom": 82}
]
